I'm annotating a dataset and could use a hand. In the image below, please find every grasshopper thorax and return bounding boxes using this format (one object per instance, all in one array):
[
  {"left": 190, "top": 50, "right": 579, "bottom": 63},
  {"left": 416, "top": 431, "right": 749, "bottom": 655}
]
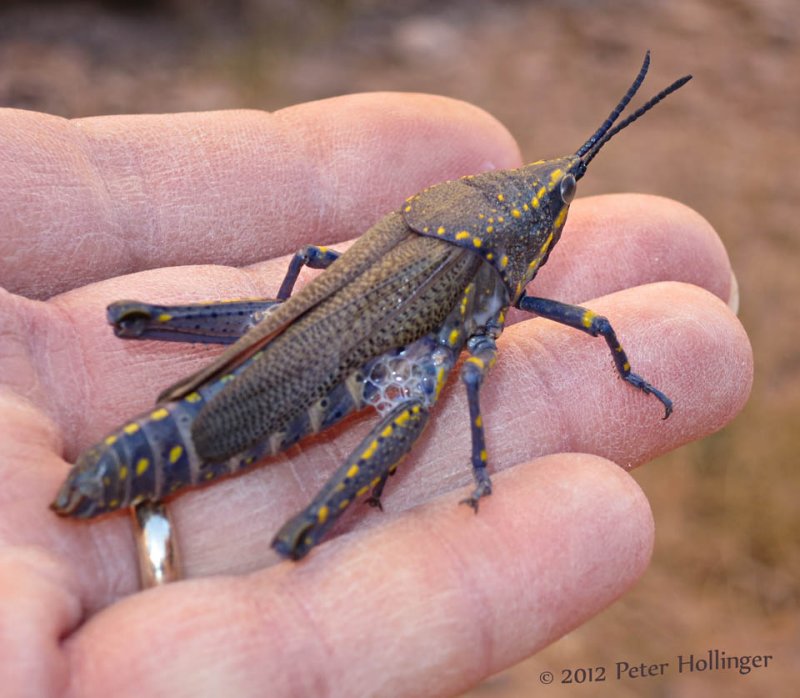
[{"left": 406, "top": 51, "right": 691, "bottom": 303}]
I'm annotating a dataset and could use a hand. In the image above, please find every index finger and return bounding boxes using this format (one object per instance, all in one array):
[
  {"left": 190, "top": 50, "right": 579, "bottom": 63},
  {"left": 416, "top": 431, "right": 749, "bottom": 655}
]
[{"left": 0, "top": 94, "right": 521, "bottom": 299}]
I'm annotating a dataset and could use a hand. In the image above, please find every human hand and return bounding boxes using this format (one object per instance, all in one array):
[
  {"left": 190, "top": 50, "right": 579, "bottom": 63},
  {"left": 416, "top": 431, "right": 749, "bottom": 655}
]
[{"left": 0, "top": 95, "right": 751, "bottom": 696}]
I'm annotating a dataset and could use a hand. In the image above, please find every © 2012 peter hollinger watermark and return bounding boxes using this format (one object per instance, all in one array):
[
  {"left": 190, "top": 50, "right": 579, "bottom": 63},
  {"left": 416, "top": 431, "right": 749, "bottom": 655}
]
[{"left": 537, "top": 649, "right": 774, "bottom": 686}]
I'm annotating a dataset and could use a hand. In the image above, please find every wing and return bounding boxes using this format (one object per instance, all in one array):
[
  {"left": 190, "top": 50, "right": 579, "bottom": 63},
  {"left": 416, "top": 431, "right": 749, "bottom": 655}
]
[{"left": 191, "top": 232, "right": 483, "bottom": 461}]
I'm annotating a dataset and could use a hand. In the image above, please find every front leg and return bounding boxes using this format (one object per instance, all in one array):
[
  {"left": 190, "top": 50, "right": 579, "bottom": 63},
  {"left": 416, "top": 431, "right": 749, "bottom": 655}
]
[
  {"left": 517, "top": 294, "right": 672, "bottom": 418},
  {"left": 107, "top": 244, "right": 341, "bottom": 345}
]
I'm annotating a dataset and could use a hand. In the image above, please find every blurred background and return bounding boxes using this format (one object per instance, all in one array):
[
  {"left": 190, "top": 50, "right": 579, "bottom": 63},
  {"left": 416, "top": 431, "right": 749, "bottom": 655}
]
[{"left": 1, "top": 0, "right": 796, "bottom": 695}]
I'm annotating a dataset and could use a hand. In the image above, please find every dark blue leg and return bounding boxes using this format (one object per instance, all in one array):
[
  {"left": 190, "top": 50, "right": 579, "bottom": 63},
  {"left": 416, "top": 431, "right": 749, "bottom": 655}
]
[
  {"left": 459, "top": 334, "right": 498, "bottom": 512},
  {"left": 517, "top": 294, "right": 672, "bottom": 418},
  {"left": 272, "top": 400, "right": 429, "bottom": 560},
  {"left": 108, "top": 245, "right": 341, "bottom": 345}
]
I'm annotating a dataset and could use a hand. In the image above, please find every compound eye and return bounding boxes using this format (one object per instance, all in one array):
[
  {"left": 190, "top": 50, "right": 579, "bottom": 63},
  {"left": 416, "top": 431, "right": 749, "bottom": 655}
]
[{"left": 560, "top": 174, "right": 577, "bottom": 204}]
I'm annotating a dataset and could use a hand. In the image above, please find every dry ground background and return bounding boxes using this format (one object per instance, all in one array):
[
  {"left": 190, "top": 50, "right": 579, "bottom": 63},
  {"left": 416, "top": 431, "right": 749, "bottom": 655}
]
[{"left": 1, "top": 1, "right": 797, "bottom": 696}]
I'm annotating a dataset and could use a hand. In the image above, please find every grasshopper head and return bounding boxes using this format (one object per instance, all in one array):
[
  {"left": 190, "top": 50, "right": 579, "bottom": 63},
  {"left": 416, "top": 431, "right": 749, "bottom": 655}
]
[
  {"left": 51, "top": 443, "right": 122, "bottom": 518},
  {"left": 506, "top": 52, "right": 691, "bottom": 298}
]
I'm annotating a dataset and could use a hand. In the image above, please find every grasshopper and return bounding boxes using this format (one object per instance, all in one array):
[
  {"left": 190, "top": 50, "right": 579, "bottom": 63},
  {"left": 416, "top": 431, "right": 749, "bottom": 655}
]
[{"left": 53, "top": 53, "right": 689, "bottom": 560}]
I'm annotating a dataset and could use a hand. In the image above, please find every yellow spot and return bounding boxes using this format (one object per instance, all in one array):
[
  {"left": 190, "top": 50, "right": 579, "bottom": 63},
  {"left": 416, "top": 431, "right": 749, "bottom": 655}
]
[
  {"left": 339, "top": 499, "right": 350, "bottom": 509},
  {"left": 554, "top": 207, "right": 568, "bottom": 229},
  {"left": 472, "top": 237, "right": 482, "bottom": 248},
  {"left": 346, "top": 464, "right": 360, "bottom": 479},
  {"left": 204, "top": 471, "right": 215, "bottom": 480},
  {"left": 118, "top": 466, "right": 128, "bottom": 480},
  {"left": 537, "top": 186, "right": 547, "bottom": 199},
  {"left": 523, "top": 203, "right": 529, "bottom": 211},
  {"left": 123, "top": 422, "right": 140, "bottom": 435},
  {"left": 185, "top": 392, "right": 202, "bottom": 403},
  {"left": 371, "top": 476, "right": 382, "bottom": 488},
  {"left": 480, "top": 449, "right": 488, "bottom": 462},
  {"left": 103, "top": 476, "right": 111, "bottom": 486},
  {"left": 317, "top": 505, "right": 329, "bottom": 524},
  {"left": 581, "top": 310, "right": 597, "bottom": 328},
  {"left": 531, "top": 196, "right": 540, "bottom": 209},
  {"left": 157, "top": 313, "right": 172, "bottom": 323},
  {"left": 151, "top": 407, "right": 169, "bottom": 421},
  {"left": 362, "top": 439, "right": 379, "bottom": 460},
  {"left": 486, "top": 225, "right": 494, "bottom": 233},
  {"left": 468, "top": 356, "right": 485, "bottom": 370},
  {"left": 615, "top": 346, "right": 624, "bottom": 353},
  {"left": 497, "top": 216, "right": 505, "bottom": 223},
  {"left": 395, "top": 409, "right": 411, "bottom": 427},
  {"left": 220, "top": 374, "right": 235, "bottom": 383},
  {"left": 500, "top": 255, "right": 509, "bottom": 269},
  {"left": 356, "top": 485, "right": 370, "bottom": 498},
  {"left": 449, "top": 328, "right": 460, "bottom": 345},
  {"left": 436, "top": 226, "right": 445, "bottom": 235},
  {"left": 475, "top": 415, "right": 483, "bottom": 428},
  {"left": 488, "top": 217, "right": 495, "bottom": 223},
  {"left": 136, "top": 458, "right": 150, "bottom": 476},
  {"left": 318, "top": 246, "right": 328, "bottom": 253},
  {"left": 381, "top": 424, "right": 394, "bottom": 438},
  {"left": 109, "top": 499, "right": 119, "bottom": 508},
  {"left": 486, "top": 252, "right": 494, "bottom": 261},
  {"left": 478, "top": 213, "right": 485, "bottom": 219},
  {"left": 169, "top": 445, "right": 183, "bottom": 464},
  {"left": 411, "top": 404, "right": 421, "bottom": 414},
  {"left": 404, "top": 205, "right": 411, "bottom": 212},
  {"left": 511, "top": 209, "right": 521, "bottom": 218},
  {"left": 435, "top": 366, "right": 446, "bottom": 398},
  {"left": 423, "top": 227, "right": 430, "bottom": 233},
  {"left": 498, "top": 310, "right": 506, "bottom": 325},
  {"left": 455, "top": 230, "right": 470, "bottom": 240},
  {"left": 549, "top": 168, "right": 563, "bottom": 184},
  {"left": 497, "top": 193, "right": 505, "bottom": 202},
  {"left": 623, "top": 361, "right": 631, "bottom": 372},
  {"left": 335, "top": 482, "right": 346, "bottom": 492},
  {"left": 104, "top": 434, "right": 118, "bottom": 446}
]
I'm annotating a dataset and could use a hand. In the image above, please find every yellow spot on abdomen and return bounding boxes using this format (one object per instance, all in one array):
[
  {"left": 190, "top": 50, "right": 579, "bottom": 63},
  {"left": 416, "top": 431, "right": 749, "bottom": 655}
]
[
  {"left": 449, "top": 328, "right": 460, "bottom": 346},
  {"left": 511, "top": 209, "right": 521, "bottom": 218},
  {"left": 118, "top": 466, "right": 128, "bottom": 480},
  {"left": 104, "top": 434, "right": 118, "bottom": 446},
  {"left": 581, "top": 310, "right": 597, "bottom": 328},
  {"left": 185, "top": 392, "right": 202, "bottom": 403},
  {"left": 381, "top": 424, "right": 394, "bottom": 438},
  {"left": 455, "top": 230, "right": 470, "bottom": 241},
  {"left": 395, "top": 410, "right": 411, "bottom": 427},
  {"left": 136, "top": 457, "right": 150, "bottom": 476},
  {"left": 472, "top": 237, "right": 482, "bottom": 248},
  {"left": 497, "top": 193, "right": 505, "bottom": 202},
  {"left": 356, "top": 485, "right": 370, "bottom": 498},
  {"left": 346, "top": 464, "right": 360, "bottom": 479},
  {"left": 157, "top": 313, "right": 172, "bottom": 323},
  {"left": 169, "top": 445, "right": 183, "bottom": 464},
  {"left": 436, "top": 226, "right": 445, "bottom": 235},
  {"left": 317, "top": 505, "right": 329, "bottom": 524},
  {"left": 123, "top": 422, "right": 140, "bottom": 435},
  {"left": 151, "top": 407, "right": 169, "bottom": 421}
]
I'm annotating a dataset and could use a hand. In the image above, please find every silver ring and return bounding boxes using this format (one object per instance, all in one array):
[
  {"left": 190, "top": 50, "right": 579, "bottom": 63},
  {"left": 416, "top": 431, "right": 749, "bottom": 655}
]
[{"left": 132, "top": 501, "right": 182, "bottom": 588}]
